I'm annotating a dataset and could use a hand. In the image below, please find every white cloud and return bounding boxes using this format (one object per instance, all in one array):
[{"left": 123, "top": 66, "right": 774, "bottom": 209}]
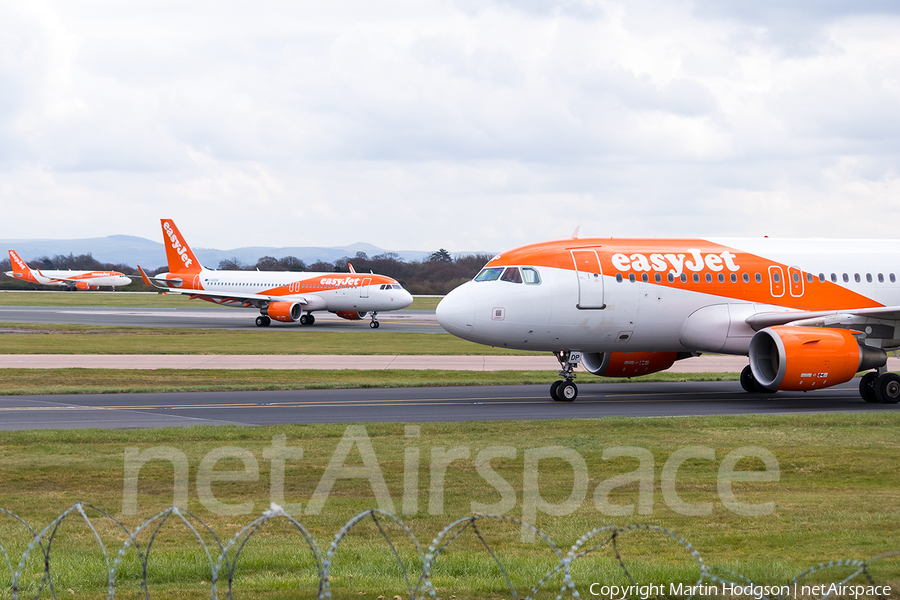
[{"left": 1, "top": 0, "right": 899, "bottom": 254}]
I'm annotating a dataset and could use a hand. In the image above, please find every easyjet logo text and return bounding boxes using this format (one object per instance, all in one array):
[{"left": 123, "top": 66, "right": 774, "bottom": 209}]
[
  {"left": 10, "top": 253, "right": 28, "bottom": 271},
  {"left": 611, "top": 250, "right": 740, "bottom": 277},
  {"left": 321, "top": 277, "right": 362, "bottom": 287},
  {"left": 163, "top": 222, "right": 193, "bottom": 269}
]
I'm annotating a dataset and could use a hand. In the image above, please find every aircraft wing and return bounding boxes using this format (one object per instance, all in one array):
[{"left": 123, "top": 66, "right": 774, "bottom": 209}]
[
  {"left": 746, "top": 306, "right": 900, "bottom": 330},
  {"left": 137, "top": 266, "right": 307, "bottom": 307}
]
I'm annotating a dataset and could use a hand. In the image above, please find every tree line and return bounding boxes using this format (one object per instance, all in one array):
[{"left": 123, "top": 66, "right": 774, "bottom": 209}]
[{"left": 0, "top": 250, "right": 494, "bottom": 295}]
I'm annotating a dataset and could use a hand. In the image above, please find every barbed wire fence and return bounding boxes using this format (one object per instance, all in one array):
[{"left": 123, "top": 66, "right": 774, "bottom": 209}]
[{"left": 0, "top": 503, "right": 896, "bottom": 600}]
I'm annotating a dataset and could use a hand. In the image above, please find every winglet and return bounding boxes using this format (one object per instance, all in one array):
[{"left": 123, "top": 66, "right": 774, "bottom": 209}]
[
  {"left": 348, "top": 262, "right": 357, "bottom": 274},
  {"left": 571, "top": 226, "right": 580, "bottom": 239},
  {"left": 160, "top": 219, "right": 204, "bottom": 274},
  {"left": 137, "top": 265, "right": 153, "bottom": 286}
]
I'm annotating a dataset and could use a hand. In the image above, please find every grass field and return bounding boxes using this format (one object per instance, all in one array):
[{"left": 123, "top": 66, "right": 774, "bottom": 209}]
[
  {"left": 0, "top": 368, "right": 739, "bottom": 395},
  {"left": 0, "top": 322, "right": 532, "bottom": 355},
  {"left": 0, "top": 414, "right": 897, "bottom": 599}
]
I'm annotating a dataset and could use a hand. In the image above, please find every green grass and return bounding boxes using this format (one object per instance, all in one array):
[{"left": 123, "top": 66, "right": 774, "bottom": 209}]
[
  {"left": 0, "top": 323, "right": 532, "bottom": 355},
  {"left": 0, "top": 368, "right": 738, "bottom": 395},
  {"left": 0, "top": 415, "right": 897, "bottom": 599},
  {"left": 0, "top": 291, "right": 441, "bottom": 310}
]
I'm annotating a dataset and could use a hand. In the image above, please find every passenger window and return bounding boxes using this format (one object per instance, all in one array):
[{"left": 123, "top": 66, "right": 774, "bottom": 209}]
[
  {"left": 641, "top": 273, "right": 649, "bottom": 283},
  {"left": 500, "top": 267, "right": 523, "bottom": 283},
  {"left": 705, "top": 273, "right": 712, "bottom": 283},
  {"left": 693, "top": 273, "right": 700, "bottom": 283},
  {"left": 773, "top": 272, "right": 781, "bottom": 283},
  {"left": 866, "top": 274, "right": 873, "bottom": 283},
  {"left": 680, "top": 274, "right": 688, "bottom": 283},
  {"left": 854, "top": 273, "right": 861, "bottom": 283},
  {"left": 831, "top": 273, "right": 837, "bottom": 282},
  {"left": 742, "top": 273, "right": 749, "bottom": 283},
  {"left": 629, "top": 273, "right": 636, "bottom": 283},
  {"left": 667, "top": 273, "right": 675, "bottom": 283},
  {"left": 616, "top": 273, "right": 623, "bottom": 283},
  {"left": 475, "top": 267, "right": 504, "bottom": 282},
  {"left": 522, "top": 267, "right": 541, "bottom": 284},
  {"left": 755, "top": 273, "right": 762, "bottom": 283},
  {"left": 730, "top": 273, "right": 736, "bottom": 283},
  {"left": 654, "top": 273, "right": 662, "bottom": 283},
  {"left": 843, "top": 273, "right": 849, "bottom": 283},
  {"left": 878, "top": 274, "right": 884, "bottom": 283}
]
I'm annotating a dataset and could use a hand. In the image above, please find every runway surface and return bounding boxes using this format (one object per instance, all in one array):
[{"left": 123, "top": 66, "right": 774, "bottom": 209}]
[
  {"left": 0, "top": 305, "right": 442, "bottom": 333},
  {"left": 1, "top": 380, "right": 895, "bottom": 431}
]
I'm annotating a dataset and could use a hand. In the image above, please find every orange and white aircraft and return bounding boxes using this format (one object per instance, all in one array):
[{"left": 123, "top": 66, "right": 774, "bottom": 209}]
[
  {"left": 436, "top": 235, "right": 900, "bottom": 403},
  {"left": 138, "top": 219, "right": 413, "bottom": 327},
  {"left": 4, "top": 250, "right": 132, "bottom": 290}
]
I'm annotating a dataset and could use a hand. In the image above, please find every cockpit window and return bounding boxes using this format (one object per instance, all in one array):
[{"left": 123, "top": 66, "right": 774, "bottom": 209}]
[
  {"left": 474, "top": 267, "right": 504, "bottom": 282},
  {"left": 522, "top": 267, "right": 541, "bottom": 284},
  {"left": 500, "top": 267, "right": 523, "bottom": 283}
]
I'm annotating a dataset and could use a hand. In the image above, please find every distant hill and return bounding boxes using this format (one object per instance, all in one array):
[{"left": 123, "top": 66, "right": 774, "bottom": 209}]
[{"left": 0, "top": 235, "right": 439, "bottom": 269}]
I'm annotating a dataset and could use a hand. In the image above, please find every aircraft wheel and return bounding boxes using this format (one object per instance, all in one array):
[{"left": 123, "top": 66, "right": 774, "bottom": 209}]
[
  {"left": 859, "top": 372, "right": 879, "bottom": 403},
  {"left": 740, "top": 366, "right": 756, "bottom": 393},
  {"left": 299, "top": 315, "right": 309, "bottom": 325},
  {"left": 308, "top": 314, "right": 315, "bottom": 325},
  {"left": 550, "top": 380, "right": 562, "bottom": 401},
  {"left": 370, "top": 321, "right": 380, "bottom": 329},
  {"left": 557, "top": 381, "right": 577, "bottom": 402},
  {"left": 875, "top": 373, "right": 900, "bottom": 404},
  {"left": 255, "top": 316, "right": 270, "bottom": 327}
]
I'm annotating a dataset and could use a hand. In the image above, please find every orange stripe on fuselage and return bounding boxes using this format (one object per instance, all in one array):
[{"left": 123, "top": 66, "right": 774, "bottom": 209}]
[{"left": 486, "top": 238, "right": 882, "bottom": 312}]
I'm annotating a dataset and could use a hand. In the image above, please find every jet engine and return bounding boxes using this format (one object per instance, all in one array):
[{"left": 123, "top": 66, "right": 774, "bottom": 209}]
[
  {"left": 749, "top": 326, "right": 886, "bottom": 391},
  {"left": 582, "top": 351, "right": 679, "bottom": 377},
  {"left": 335, "top": 311, "right": 369, "bottom": 321},
  {"left": 265, "top": 301, "right": 303, "bottom": 323},
  {"left": 75, "top": 282, "right": 100, "bottom": 290}
]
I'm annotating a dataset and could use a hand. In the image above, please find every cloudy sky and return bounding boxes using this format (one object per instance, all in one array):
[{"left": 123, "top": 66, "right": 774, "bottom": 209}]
[{"left": 3, "top": 1, "right": 900, "bottom": 253}]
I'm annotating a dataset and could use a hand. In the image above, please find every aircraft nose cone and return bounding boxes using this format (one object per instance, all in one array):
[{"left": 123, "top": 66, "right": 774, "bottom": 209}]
[{"left": 436, "top": 287, "right": 474, "bottom": 337}]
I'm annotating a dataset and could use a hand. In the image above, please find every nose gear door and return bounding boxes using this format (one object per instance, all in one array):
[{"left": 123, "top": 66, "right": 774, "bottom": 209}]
[{"left": 571, "top": 249, "right": 606, "bottom": 309}]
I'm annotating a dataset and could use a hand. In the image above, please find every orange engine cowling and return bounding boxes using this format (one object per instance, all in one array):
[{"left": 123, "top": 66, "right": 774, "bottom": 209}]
[
  {"left": 749, "top": 326, "right": 886, "bottom": 391},
  {"left": 335, "top": 311, "right": 369, "bottom": 321},
  {"left": 266, "top": 301, "right": 303, "bottom": 323},
  {"left": 582, "top": 351, "right": 679, "bottom": 377},
  {"left": 75, "top": 282, "right": 100, "bottom": 290}
]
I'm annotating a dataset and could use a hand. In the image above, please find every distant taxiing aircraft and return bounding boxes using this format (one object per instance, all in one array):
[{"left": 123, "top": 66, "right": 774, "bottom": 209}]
[
  {"left": 5, "top": 250, "right": 132, "bottom": 290},
  {"left": 437, "top": 235, "right": 900, "bottom": 403},
  {"left": 139, "top": 219, "right": 413, "bottom": 327}
]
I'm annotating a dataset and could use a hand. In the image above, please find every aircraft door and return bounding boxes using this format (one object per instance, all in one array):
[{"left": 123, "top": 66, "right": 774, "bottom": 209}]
[
  {"left": 360, "top": 278, "right": 372, "bottom": 298},
  {"left": 571, "top": 249, "right": 606, "bottom": 309}
]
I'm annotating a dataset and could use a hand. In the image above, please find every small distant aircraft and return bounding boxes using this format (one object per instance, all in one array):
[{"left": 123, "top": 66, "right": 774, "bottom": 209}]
[
  {"left": 437, "top": 234, "right": 900, "bottom": 403},
  {"left": 139, "top": 219, "right": 413, "bottom": 327},
  {"left": 5, "top": 250, "right": 132, "bottom": 290}
]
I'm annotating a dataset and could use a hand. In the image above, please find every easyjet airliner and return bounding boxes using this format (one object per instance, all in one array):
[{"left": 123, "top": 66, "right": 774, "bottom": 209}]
[
  {"left": 4, "top": 250, "right": 132, "bottom": 290},
  {"left": 139, "top": 219, "right": 413, "bottom": 327},
  {"left": 436, "top": 235, "right": 900, "bottom": 403}
]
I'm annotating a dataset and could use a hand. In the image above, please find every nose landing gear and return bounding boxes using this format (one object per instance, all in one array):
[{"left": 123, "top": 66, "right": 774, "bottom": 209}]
[
  {"left": 551, "top": 351, "right": 582, "bottom": 401},
  {"left": 369, "top": 311, "right": 380, "bottom": 329}
]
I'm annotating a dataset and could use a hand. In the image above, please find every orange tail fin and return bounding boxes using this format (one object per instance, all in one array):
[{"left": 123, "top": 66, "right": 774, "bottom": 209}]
[
  {"left": 160, "top": 219, "right": 204, "bottom": 274},
  {"left": 7, "top": 250, "right": 40, "bottom": 283}
]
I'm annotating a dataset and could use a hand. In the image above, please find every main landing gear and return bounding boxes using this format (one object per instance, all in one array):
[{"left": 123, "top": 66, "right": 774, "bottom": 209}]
[
  {"left": 255, "top": 315, "right": 271, "bottom": 327},
  {"left": 551, "top": 351, "right": 582, "bottom": 402},
  {"left": 739, "top": 366, "right": 775, "bottom": 394},
  {"left": 859, "top": 369, "right": 900, "bottom": 404},
  {"left": 369, "top": 312, "right": 380, "bottom": 329},
  {"left": 299, "top": 313, "right": 316, "bottom": 326}
]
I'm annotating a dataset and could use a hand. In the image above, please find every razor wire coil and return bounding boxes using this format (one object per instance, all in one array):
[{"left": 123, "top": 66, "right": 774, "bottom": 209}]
[{"left": 0, "top": 503, "right": 896, "bottom": 600}]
